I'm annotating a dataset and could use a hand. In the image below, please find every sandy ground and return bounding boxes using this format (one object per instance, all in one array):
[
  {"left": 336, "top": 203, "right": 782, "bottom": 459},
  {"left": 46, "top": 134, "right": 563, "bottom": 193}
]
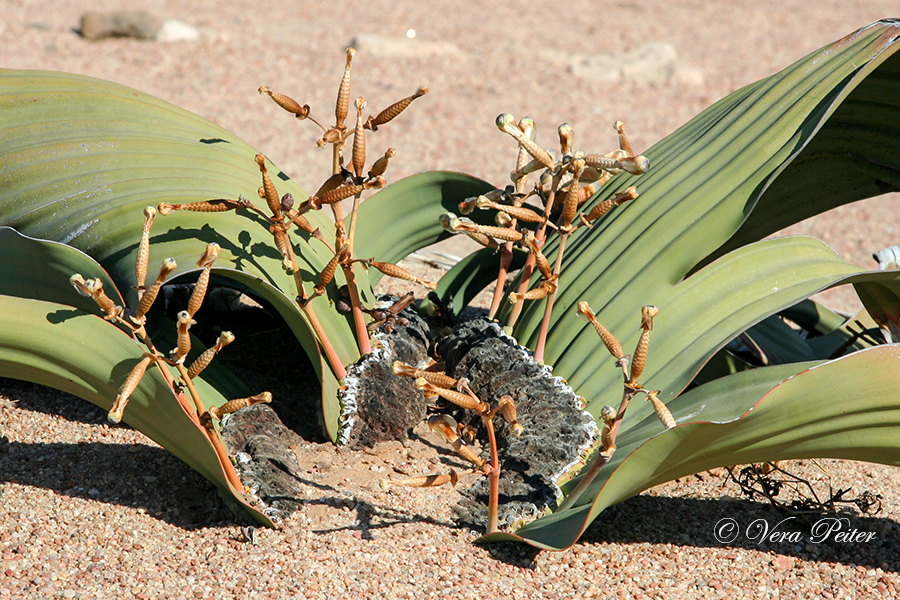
[{"left": 2, "top": 1, "right": 900, "bottom": 598}]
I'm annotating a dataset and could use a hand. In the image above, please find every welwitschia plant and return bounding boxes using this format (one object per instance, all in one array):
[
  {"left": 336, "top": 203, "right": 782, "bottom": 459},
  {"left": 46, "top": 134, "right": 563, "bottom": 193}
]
[{"left": 1, "top": 21, "right": 900, "bottom": 545}]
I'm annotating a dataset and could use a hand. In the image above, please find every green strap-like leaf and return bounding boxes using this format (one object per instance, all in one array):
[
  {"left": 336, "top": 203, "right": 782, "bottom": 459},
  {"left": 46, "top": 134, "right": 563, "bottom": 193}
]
[
  {"left": 0, "top": 69, "right": 364, "bottom": 377},
  {"left": 0, "top": 226, "right": 123, "bottom": 312},
  {"left": 478, "top": 22, "right": 900, "bottom": 548},
  {"left": 0, "top": 69, "right": 384, "bottom": 443},
  {"left": 0, "top": 294, "right": 274, "bottom": 527},
  {"left": 0, "top": 71, "right": 501, "bottom": 441},
  {"left": 485, "top": 345, "right": 900, "bottom": 549},
  {"left": 353, "top": 171, "right": 495, "bottom": 275},
  {"left": 508, "top": 21, "right": 900, "bottom": 417},
  {"left": 709, "top": 28, "right": 900, "bottom": 262},
  {"left": 3, "top": 23, "right": 900, "bottom": 542},
  {"left": 0, "top": 228, "right": 272, "bottom": 524},
  {"left": 551, "top": 235, "right": 900, "bottom": 424},
  {"left": 422, "top": 247, "right": 528, "bottom": 317}
]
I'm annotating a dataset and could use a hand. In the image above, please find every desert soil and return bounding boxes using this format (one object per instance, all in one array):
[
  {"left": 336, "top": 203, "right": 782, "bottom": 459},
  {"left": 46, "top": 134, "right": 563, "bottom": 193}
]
[{"left": 2, "top": 1, "right": 900, "bottom": 598}]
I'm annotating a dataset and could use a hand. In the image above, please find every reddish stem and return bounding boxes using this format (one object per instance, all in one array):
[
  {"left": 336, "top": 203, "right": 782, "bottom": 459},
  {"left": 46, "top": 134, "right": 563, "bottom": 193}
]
[
  {"left": 176, "top": 362, "right": 208, "bottom": 416},
  {"left": 327, "top": 144, "right": 371, "bottom": 357},
  {"left": 506, "top": 256, "right": 535, "bottom": 328},
  {"left": 151, "top": 357, "right": 201, "bottom": 427},
  {"left": 342, "top": 264, "right": 372, "bottom": 355},
  {"left": 558, "top": 387, "right": 635, "bottom": 511},
  {"left": 488, "top": 243, "right": 514, "bottom": 320},
  {"left": 342, "top": 191, "right": 372, "bottom": 355},
  {"left": 174, "top": 363, "right": 245, "bottom": 492},
  {"left": 506, "top": 178, "right": 560, "bottom": 330},
  {"left": 151, "top": 357, "right": 244, "bottom": 494},
  {"left": 483, "top": 412, "right": 501, "bottom": 534},
  {"left": 533, "top": 233, "right": 568, "bottom": 363},
  {"left": 301, "top": 303, "right": 349, "bottom": 379},
  {"left": 282, "top": 226, "right": 349, "bottom": 376}
]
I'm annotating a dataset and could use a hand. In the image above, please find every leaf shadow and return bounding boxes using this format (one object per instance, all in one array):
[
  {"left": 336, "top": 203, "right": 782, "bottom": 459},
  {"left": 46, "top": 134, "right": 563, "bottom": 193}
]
[
  {"left": 0, "top": 377, "right": 105, "bottom": 424},
  {"left": 148, "top": 223, "right": 282, "bottom": 289},
  {"left": 0, "top": 438, "right": 235, "bottom": 529},
  {"left": 46, "top": 307, "right": 84, "bottom": 324},
  {"left": 576, "top": 493, "right": 900, "bottom": 572}
]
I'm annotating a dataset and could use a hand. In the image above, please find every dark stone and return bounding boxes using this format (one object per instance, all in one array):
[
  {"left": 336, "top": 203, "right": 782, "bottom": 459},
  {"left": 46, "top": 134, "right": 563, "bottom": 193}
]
[
  {"left": 437, "top": 318, "right": 597, "bottom": 527},
  {"left": 80, "top": 11, "right": 162, "bottom": 41}
]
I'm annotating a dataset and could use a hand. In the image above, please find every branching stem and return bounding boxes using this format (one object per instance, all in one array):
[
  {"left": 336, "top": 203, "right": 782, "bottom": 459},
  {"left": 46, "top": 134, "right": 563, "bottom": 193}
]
[
  {"left": 483, "top": 411, "right": 501, "bottom": 534},
  {"left": 558, "top": 384, "right": 636, "bottom": 511},
  {"left": 167, "top": 362, "right": 243, "bottom": 493},
  {"left": 533, "top": 232, "right": 568, "bottom": 363},
  {"left": 488, "top": 242, "right": 514, "bottom": 320},
  {"left": 176, "top": 362, "right": 208, "bottom": 417},
  {"left": 301, "top": 302, "right": 349, "bottom": 380},
  {"left": 326, "top": 143, "right": 370, "bottom": 356},
  {"left": 506, "top": 175, "right": 561, "bottom": 329}
]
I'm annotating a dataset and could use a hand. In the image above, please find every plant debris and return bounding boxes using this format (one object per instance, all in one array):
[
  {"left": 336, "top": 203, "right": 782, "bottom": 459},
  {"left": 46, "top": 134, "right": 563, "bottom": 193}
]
[{"left": 726, "top": 462, "right": 883, "bottom": 518}]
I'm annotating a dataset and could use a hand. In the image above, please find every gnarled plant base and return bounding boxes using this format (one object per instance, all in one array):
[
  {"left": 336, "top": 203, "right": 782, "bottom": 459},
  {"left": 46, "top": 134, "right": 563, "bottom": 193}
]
[{"left": 219, "top": 312, "right": 598, "bottom": 531}]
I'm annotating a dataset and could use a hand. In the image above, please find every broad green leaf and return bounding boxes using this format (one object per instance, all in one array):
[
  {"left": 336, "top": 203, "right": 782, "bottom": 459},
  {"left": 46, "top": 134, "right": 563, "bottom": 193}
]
[
  {"left": 0, "top": 225, "right": 250, "bottom": 400},
  {"left": 709, "top": 28, "right": 900, "bottom": 262},
  {"left": 0, "top": 68, "right": 360, "bottom": 379},
  {"left": 475, "top": 21, "right": 900, "bottom": 548},
  {"left": 0, "top": 294, "right": 274, "bottom": 527},
  {"left": 0, "top": 228, "right": 271, "bottom": 524},
  {"left": 484, "top": 345, "right": 900, "bottom": 549},
  {"left": 3, "top": 21, "right": 900, "bottom": 544},
  {"left": 423, "top": 247, "right": 528, "bottom": 318},
  {"left": 0, "top": 70, "right": 498, "bottom": 441},
  {"left": 743, "top": 300, "right": 880, "bottom": 372},
  {"left": 353, "top": 171, "right": 495, "bottom": 275},
  {"left": 506, "top": 21, "right": 900, "bottom": 417},
  {"left": 0, "top": 69, "right": 321, "bottom": 276},
  {"left": 0, "top": 226, "right": 123, "bottom": 312},
  {"left": 556, "top": 235, "right": 900, "bottom": 424},
  {"left": 689, "top": 346, "right": 755, "bottom": 387},
  {"left": 0, "top": 68, "right": 376, "bottom": 441}
]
